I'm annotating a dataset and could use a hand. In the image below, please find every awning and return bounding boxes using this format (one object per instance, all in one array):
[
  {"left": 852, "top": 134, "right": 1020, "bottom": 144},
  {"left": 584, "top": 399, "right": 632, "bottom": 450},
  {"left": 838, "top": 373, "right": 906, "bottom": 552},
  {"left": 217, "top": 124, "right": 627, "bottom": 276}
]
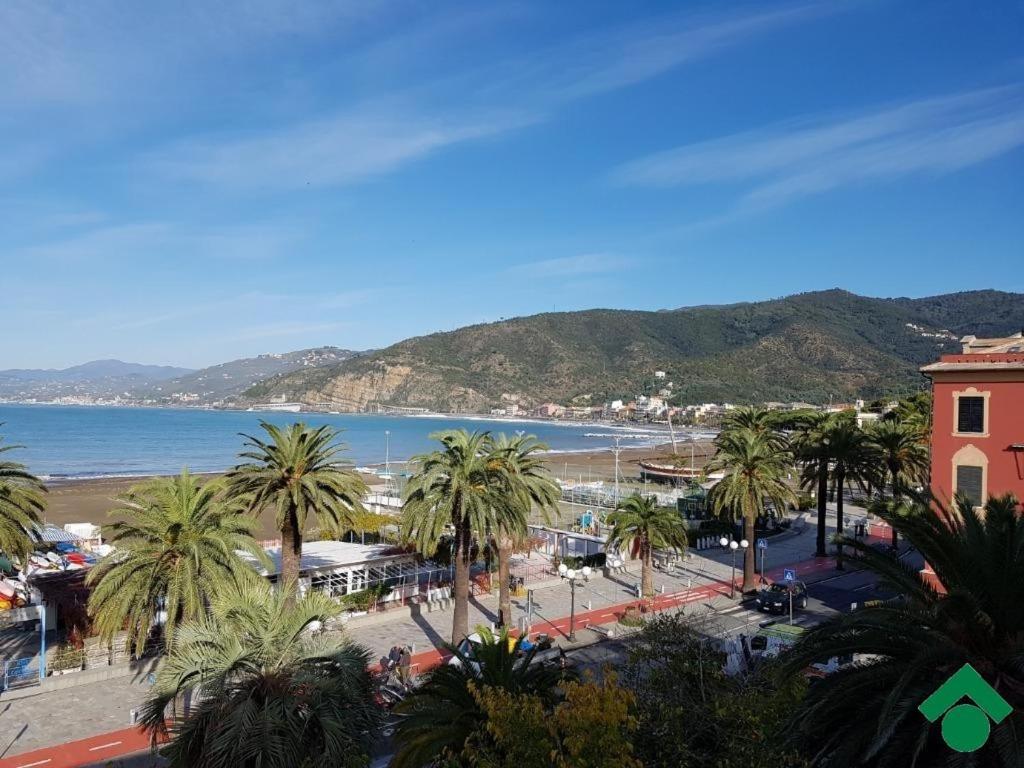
[{"left": 34, "top": 525, "right": 83, "bottom": 544}]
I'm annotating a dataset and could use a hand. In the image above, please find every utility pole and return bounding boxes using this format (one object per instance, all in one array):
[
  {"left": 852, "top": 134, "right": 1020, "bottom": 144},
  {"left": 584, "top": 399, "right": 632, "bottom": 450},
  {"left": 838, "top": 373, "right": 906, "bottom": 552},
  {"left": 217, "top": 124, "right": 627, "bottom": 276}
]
[{"left": 613, "top": 437, "right": 622, "bottom": 503}]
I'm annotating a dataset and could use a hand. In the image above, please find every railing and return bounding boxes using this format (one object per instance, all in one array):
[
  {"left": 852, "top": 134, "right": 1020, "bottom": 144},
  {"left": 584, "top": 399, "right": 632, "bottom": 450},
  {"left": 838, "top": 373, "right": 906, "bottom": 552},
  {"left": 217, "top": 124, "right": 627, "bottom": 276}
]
[{"left": 2, "top": 656, "right": 40, "bottom": 691}]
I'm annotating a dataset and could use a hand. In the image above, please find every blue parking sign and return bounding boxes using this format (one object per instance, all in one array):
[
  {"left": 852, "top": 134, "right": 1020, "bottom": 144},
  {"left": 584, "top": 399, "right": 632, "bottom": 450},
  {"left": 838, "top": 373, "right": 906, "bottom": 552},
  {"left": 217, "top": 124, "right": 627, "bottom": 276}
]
[
  {"left": 757, "top": 538, "right": 767, "bottom": 550},
  {"left": 783, "top": 568, "right": 796, "bottom": 582}
]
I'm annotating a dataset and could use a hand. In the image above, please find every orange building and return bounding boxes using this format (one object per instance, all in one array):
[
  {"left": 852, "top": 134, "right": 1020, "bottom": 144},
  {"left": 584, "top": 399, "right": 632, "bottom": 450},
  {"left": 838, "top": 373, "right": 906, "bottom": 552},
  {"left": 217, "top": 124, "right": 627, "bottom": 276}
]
[{"left": 921, "top": 332, "right": 1024, "bottom": 509}]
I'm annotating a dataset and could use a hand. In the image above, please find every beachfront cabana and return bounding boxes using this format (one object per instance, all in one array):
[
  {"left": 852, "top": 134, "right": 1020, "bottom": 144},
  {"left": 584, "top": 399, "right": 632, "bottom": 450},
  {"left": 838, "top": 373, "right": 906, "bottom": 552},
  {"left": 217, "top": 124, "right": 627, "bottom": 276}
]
[
  {"left": 527, "top": 525, "right": 607, "bottom": 560},
  {"left": 243, "top": 540, "right": 421, "bottom": 601}
]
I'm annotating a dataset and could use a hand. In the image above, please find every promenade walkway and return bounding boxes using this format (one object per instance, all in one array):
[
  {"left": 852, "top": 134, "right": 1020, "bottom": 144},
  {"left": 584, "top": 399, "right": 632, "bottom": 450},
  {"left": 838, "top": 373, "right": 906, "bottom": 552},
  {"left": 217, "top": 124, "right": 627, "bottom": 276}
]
[{"left": 0, "top": 515, "right": 849, "bottom": 767}]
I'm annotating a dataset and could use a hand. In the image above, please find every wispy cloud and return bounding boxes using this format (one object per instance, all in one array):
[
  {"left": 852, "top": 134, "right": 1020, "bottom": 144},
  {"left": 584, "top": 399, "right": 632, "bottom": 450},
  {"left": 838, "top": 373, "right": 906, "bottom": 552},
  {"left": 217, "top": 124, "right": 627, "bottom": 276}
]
[
  {"left": 15, "top": 220, "right": 302, "bottom": 264},
  {"left": 0, "top": 0, "right": 375, "bottom": 107},
  {"left": 147, "top": 107, "right": 536, "bottom": 190},
  {"left": 524, "top": 3, "right": 835, "bottom": 102},
  {"left": 612, "top": 85, "right": 1024, "bottom": 212},
  {"left": 139, "top": 3, "right": 833, "bottom": 193},
  {"left": 506, "top": 253, "right": 631, "bottom": 278}
]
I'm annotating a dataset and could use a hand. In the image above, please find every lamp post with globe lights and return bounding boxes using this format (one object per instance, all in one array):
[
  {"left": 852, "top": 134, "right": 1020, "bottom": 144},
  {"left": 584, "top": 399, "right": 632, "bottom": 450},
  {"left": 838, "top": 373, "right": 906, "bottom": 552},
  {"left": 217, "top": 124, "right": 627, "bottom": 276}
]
[
  {"left": 558, "top": 563, "right": 591, "bottom": 641},
  {"left": 719, "top": 536, "right": 749, "bottom": 599}
]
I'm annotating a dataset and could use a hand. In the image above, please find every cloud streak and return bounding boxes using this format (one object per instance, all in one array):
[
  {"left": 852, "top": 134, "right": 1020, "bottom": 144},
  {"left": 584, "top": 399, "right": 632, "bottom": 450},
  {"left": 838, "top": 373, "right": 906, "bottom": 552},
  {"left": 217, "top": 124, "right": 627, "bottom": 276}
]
[
  {"left": 140, "top": 3, "right": 833, "bottom": 193},
  {"left": 146, "top": 107, "right": 536, "bottom": 191},
  {"left": 612, "top": 85, "right": 1024, "bottom": 211},
  {"left": 505, "top": 253, "right": 630, "bottom": 278}
]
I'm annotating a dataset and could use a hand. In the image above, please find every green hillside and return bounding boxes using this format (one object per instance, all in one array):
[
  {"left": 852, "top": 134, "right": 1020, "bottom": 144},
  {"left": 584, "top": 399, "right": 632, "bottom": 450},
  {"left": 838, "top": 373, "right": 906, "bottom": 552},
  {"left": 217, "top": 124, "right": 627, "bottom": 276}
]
[{"left": 246, "top": 289, "right": 1024, "bottom": 411}]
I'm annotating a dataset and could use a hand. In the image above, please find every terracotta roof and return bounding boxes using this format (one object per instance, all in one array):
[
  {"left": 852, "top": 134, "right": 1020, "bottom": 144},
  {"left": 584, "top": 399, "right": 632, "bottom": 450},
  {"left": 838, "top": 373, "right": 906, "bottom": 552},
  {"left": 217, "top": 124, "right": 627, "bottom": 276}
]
[{"left": 921, "top": 361, "right": 1024, "bottom": 373}]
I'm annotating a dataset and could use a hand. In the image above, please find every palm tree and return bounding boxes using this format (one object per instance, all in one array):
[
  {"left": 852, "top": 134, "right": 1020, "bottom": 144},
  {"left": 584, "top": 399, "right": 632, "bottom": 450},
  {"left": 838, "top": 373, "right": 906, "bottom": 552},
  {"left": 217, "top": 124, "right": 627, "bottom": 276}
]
[
  {"left": 785, "top": 493, "right": 1024, "bottom": 766},
  {"left": 87, "top": 471, "right": 267, "bottom": 654},
  {"left": 140, "top": 579, "right": 380, "bottom": 768},
  {"left": 0, "top": 434, "right": 45, "bottom": 561},
  {"left": 793, "top": 412, "right": 833, "bottom": 558},
  {"left": 391, "top": 627, "right": 569, "bottom": 768},
  {"left": 227, "top": 422, "right": 367, "bottom": 597},
  {"left": 488, "top": 433, "right": 560, "bottom": 628},
  {"left": 606, "top": 493, "right": 688, "bottom": 599},
  {"left": 721, "top": 405, "right": 787, "bottom": 446},
  {"left": 821, "top": 416, "right": 874, "bottom": 570},
  {"left": 706, "top": 429, "right": 795, "bottom": 592},
  {"left": 402, "top": 430, "right": 516, "bottom": 643},
  {"left": 866, "top": 419, "right": 929, "bottom": 549}
]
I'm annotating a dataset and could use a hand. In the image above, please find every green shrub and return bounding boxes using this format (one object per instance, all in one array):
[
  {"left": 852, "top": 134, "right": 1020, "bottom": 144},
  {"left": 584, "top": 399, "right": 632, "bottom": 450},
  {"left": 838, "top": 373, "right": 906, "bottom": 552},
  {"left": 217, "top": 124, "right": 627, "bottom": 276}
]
[{"left": 339, "top": 582, "right": 392, "bottom": 612}]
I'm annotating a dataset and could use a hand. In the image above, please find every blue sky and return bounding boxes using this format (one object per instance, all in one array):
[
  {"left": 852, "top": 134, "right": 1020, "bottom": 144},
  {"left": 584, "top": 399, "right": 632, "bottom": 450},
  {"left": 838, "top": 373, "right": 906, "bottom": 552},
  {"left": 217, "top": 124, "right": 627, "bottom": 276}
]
[{"left": 2, "top": 0, "right": 1022, "bottom": 369}]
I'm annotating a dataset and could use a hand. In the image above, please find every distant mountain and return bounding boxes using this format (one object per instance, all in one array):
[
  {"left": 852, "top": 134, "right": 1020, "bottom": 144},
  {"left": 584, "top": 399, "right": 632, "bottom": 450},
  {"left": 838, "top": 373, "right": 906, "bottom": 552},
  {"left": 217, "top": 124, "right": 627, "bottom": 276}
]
[
  {"left": 0, "top": 359, "right": 194, "bottom": 401},
  {"left": 0, "top": 359, "right": 191, "bottom": 383},
  {"left": 153, "top": 347, "right": 360, "bottom": 403},
  {"left": 0, "top": 348, "right": 362, "bottom": 405},
  {"left": 245, "top": 289, "right": 1024, "bottom": 411}
]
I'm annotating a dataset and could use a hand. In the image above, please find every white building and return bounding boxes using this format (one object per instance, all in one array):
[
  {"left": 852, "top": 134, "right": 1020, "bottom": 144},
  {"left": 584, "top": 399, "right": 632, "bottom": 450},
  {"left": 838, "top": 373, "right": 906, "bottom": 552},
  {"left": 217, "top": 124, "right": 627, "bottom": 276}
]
[{"left": 244, "top": 540, "right": 420, "bottom": 603}]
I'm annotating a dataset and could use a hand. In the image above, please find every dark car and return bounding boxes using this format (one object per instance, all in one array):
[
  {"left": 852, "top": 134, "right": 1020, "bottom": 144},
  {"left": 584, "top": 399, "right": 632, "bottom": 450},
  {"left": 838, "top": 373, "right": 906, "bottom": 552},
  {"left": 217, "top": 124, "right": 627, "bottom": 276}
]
[{"left": 755, "top": 580, "right": 808, "bottom": 614}]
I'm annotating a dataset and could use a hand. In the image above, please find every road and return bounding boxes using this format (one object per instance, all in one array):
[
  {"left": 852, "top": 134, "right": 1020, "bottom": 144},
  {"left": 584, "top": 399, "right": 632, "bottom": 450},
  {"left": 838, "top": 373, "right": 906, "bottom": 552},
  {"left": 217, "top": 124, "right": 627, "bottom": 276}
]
[{"left": 1, "top": 527, "right": 910, "bottom": 768}]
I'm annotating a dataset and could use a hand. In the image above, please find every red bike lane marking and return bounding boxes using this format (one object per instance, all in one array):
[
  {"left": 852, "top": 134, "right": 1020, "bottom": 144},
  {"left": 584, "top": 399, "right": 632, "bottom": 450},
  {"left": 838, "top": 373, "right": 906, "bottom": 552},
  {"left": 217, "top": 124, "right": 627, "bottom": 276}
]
[{"left": 3, "top": 554, "right": 838, "bottom": 768}]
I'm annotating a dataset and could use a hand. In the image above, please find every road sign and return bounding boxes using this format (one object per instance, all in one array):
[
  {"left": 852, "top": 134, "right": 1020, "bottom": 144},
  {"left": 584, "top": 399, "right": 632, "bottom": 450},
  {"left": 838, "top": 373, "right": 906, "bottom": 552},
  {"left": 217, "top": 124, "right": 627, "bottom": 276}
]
[
  {"left": 757, "top": 538, "right": 767, "bottom": 550},
  {"left": 783, "top": 568, "right": 796, "bottom": 582}
]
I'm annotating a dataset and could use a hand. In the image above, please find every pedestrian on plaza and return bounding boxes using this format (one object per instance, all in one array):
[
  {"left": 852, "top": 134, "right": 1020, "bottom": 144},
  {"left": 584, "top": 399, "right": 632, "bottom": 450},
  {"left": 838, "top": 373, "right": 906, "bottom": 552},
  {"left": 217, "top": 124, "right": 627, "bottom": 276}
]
[
  {"left": 388, "top": 644, "right": 402, "bottom": 669},
  {"left": 398, "top": 645, "right": 412, "bottom": 686}
]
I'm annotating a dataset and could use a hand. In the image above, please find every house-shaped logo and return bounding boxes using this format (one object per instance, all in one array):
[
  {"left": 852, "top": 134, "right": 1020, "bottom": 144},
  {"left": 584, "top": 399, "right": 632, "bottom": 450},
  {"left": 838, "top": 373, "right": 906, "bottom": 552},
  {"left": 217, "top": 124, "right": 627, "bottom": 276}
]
[{"left": 919, "top": 663, "right": 1012, "bottom": 752}]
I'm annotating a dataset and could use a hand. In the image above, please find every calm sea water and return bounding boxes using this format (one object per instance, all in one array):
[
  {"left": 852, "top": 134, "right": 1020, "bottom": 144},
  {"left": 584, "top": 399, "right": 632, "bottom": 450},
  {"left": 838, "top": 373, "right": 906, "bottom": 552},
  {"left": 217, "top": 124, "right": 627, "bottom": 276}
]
[{"left": 0, "top": 405, "right": 678, "bottom": 480}]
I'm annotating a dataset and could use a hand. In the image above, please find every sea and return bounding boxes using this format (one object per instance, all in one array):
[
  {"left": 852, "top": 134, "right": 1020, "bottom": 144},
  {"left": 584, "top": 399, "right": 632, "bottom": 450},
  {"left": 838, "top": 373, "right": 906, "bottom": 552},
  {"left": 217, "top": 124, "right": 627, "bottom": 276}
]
[{"left": 0, "top": 404, "right": 694, "bottom": 481}]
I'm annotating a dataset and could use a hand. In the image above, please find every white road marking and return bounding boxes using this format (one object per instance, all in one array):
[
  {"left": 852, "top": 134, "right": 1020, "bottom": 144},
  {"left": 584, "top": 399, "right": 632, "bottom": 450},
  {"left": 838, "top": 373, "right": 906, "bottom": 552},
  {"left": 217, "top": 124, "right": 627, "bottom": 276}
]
[
  {"left": 88, "top": 741, "right": 123, "bottom": 752},
  {"left": 16, "top": 759, "right": 52, "bottom": 768}
]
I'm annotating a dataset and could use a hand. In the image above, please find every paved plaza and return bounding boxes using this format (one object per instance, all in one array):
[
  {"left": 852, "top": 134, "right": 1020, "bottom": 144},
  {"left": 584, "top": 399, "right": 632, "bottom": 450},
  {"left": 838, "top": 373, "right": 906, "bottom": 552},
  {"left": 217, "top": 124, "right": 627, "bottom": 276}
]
[{"left": 0, "top": 508, "right": 867, "bottom": 763}]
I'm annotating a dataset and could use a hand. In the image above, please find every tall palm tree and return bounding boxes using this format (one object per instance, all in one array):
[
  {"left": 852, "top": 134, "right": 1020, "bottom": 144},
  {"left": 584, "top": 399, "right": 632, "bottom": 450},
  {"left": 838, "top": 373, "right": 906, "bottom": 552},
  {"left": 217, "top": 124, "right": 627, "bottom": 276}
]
[
  {"left": 721, "top": 405, "right": 787, "bottom": 446},
  {"left": 606, "top": 493, "right": 688, "bottom": 599},
  {"left": 706, "top": 428, "right": 795, "bottom": 592},
  {"left": 866, "top": 419, "right": 929, "bottom": 549},
  {"left": 488, "top": 433, "right": 560, "bottom": 628},
  {"left": 785, "top": 493, "right": 1024, "bottom": 767},
  {"left": 140, "top": 579, "right": 380, "bottom": 768},
  {"left": 227, "top": 422, "right": 367, "bottom": 596},
  {"left": 402, "top": 430, "right": 515, "bottom": 643},
  {"left": 821, "top": 416, "right": 874, "bottom": 570},
  {"left": 87, "top": 471, "right": 267, "bottom": 654},
  {"left": 793, "top": 412, "right": 833, "bottom": 558},
  {"left": 391, "top": 627, "right": 570, "bottom": 768},
  {"left": 0, "top": 434, "right": 45, "bottom": 560}
]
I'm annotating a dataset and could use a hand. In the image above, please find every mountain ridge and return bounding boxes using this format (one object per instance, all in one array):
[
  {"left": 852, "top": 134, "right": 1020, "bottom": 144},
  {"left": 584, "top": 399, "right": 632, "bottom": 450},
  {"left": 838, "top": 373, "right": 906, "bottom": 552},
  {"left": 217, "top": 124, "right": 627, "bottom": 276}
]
[{"left": 245, "top": 289, "right": 1024, "bottom": 411}]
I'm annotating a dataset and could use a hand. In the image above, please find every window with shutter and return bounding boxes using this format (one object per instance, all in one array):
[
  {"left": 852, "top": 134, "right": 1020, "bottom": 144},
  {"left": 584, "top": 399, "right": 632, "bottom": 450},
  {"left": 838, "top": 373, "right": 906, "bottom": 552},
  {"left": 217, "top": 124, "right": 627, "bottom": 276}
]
[
  {"left": 955, "top": 465, "right": 984, "bottom": 507},
  {"left": 957, "top": 396, "right": 985, "bottom": 434}
]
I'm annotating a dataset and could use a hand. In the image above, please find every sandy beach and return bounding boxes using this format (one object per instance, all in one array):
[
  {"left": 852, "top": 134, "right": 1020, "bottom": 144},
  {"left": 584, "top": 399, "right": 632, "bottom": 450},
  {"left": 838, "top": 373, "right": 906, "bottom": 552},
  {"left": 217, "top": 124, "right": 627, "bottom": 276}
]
[{"left": 37, "top": 441, "right": 715, "bottom": 538}]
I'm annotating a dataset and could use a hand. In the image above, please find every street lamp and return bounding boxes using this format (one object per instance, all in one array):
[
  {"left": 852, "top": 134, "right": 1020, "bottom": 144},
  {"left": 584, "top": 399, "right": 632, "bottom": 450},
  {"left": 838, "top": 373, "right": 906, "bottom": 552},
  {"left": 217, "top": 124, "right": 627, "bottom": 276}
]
[
  {"left": 558, "top": 563, "right": 591, "bottom": 641},
  {"left": 719, "top": 536, "right": 749, "bottom": 599}
]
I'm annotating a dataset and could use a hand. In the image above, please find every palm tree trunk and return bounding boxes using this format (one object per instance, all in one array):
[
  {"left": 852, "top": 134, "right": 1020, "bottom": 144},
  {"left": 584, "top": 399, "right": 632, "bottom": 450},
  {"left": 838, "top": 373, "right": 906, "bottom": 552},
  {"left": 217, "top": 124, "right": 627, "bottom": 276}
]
[
  {"left": 451, "top": 522, "right": 472, "bottom": 644},
  {"left": 815, "top": 461, "right": 828, "bottom": 557},
  {"left": 835, "top": 466, "right": 845, "bottom": 571},
  {"left": 889, "top": 465, "right": 899, "bottom": 550},
  {"left": 280, "top": 510, "right": 302, "bottom": 601},
  {"left": 742, "top": 514, "right": 757, "bottom": 593},
  {"left": 641, "top": 540, "right": 654, "bottom": 599},
  {"left": 497, "top": 535, "right": 513, "bottom": 627}
]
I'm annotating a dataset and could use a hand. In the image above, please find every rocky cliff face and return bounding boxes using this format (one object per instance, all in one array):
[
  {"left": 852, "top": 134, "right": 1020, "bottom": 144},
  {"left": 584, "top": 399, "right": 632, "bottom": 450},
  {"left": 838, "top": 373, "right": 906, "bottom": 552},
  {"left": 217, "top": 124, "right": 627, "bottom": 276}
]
[{"left": 293, "top": 361, "right": 493, "bottom": 413}]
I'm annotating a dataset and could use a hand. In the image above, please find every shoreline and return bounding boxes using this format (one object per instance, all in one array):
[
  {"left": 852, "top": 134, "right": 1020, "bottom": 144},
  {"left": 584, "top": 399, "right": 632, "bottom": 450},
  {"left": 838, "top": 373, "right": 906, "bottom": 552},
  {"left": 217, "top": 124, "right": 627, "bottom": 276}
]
[{"left": 38, "top": 442, "right": 712, "bottom": 537}]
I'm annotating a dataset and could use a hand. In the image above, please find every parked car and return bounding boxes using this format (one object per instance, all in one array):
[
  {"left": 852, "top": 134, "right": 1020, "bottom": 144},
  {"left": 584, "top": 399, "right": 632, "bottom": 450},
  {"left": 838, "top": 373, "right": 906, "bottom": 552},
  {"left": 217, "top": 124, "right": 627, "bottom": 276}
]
[{"left": 755, "top": 580, "right": 808, "bottom": 614}]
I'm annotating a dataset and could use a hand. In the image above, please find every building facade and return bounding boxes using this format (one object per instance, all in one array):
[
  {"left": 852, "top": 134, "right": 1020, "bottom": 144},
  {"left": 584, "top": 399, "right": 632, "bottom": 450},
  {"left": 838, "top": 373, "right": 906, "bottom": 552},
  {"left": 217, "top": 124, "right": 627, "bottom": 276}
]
[{"left": 921, "top": 333, "right": 1024, "bottom": 508}]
